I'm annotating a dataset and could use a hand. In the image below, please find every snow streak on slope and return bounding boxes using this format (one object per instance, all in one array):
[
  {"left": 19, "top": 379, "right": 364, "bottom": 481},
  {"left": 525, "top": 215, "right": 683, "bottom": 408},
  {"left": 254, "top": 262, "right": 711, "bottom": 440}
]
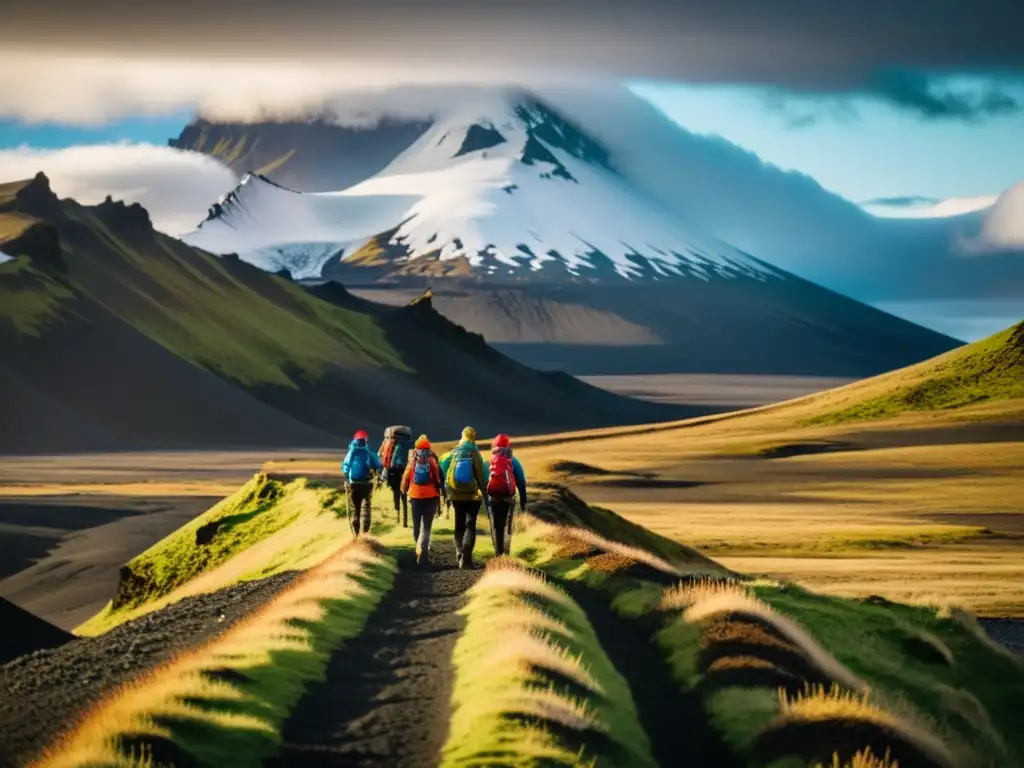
[
  {"left": 182, "top": 92, "right": 775, "bottom": 283},
  {"left": 0, "top": 249, "right": 13, "bottom": 264},
  {"left": 181, "top": 173, "right": 419, "bottom": 278}
]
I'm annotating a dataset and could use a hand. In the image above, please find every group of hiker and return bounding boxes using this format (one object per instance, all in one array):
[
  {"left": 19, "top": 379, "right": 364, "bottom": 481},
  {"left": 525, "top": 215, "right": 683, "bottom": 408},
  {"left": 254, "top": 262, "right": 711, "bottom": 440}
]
[{"left": 340, "top": 425, "right": 528, "bottom": 569}]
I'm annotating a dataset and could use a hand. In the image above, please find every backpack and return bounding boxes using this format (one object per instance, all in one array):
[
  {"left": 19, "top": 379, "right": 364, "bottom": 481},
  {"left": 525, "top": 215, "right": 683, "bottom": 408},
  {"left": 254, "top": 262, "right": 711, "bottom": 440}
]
[
  {"left": 412, "top": 449, "right": 434, "bottom": 486},
  {"left": 487, "top": 448, "right": 516, "bottom": 496},
  {"left": 382, "top": 426, "right": 412, "bottom": 471},
  {"left": 447, "top": 446, "right": 478, "bottom": 494},
  {"left": 347, "top": 445, "right": 372, "bottom": 483}
]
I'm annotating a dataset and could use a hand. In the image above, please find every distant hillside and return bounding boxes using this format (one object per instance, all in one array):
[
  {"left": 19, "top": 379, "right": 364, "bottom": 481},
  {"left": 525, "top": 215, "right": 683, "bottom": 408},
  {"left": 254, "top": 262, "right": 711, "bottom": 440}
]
[
  {"left": 0, "top": 174, "right": 681, "bottom": 454},
  {"left": 809, "top": 318, "right": 1024, "bottom": 424}
]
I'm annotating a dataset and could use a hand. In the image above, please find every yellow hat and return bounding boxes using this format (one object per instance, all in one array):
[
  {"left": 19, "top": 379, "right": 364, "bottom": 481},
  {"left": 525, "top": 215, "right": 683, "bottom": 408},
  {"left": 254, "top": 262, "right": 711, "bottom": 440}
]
[{"left": 461, "top": 426, "right": 477, "bottom": 442}]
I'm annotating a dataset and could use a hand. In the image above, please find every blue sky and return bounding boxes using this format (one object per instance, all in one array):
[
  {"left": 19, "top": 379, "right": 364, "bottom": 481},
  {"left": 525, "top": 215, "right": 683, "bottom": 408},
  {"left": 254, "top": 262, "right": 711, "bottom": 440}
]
[
  {"left": 1, "top": 84, "right": 1022, "bottom": 207},
  {"left": 629, "top": 81, "right": 1024, "bottom": 204}
]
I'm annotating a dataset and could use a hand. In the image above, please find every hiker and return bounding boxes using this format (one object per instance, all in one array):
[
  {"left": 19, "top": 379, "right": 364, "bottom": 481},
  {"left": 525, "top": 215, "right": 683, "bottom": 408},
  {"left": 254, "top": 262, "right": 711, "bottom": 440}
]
[
  {"left": 401, "top": 434, "right": 445, "bottom": 566},
  {"left": 440, "top": 426, "right": 489, "bottom": 569},
  {"left": 379, "top": 425, "right": 413, "bottom": 528},
  {"left": 486, "top": 433, "right": 528, "bottom": 556},
  {"left": 342, "top": 429, "right": 383, "bottom": 537}
]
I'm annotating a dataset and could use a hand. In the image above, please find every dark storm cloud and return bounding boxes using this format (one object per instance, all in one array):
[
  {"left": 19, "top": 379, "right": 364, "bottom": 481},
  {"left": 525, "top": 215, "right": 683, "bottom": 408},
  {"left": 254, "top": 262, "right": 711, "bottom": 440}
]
[{"left": 3, "top": 0, "right": 1024, "bottom": 119}]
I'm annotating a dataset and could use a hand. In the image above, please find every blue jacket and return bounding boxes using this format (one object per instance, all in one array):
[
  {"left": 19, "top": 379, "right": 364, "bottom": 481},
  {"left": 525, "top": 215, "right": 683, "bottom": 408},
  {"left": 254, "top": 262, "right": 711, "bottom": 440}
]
[
  {"left": 484, "top": 452, "right": 528, "bottom": 506},
  {"left": 342, "top": 439, "right": 383, "bottom": 483}
]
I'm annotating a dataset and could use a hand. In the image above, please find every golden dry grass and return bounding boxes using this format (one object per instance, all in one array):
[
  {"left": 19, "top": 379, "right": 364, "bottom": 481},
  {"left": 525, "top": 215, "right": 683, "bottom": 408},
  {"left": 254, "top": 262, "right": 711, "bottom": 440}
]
[
  {"left": 508, "top": 403, "right": 1024, "bottom": 614},
  {"left": 813, "top": 747, "right": 900, "bottom": 768},
  {"left": 683, "top": 592, "right": 866, "bottom": 693},
  {"left": 776, "top": 685, "right": 954, "bottom": 768},
  {"left": 33, "top": 539, "right": 394, "bottom": 768},
  {"left": 0, "top": 481, "right": 240, "bottom": 497},
  {"left": 659, "top": 578, "right": 749, "bottom": 611}
]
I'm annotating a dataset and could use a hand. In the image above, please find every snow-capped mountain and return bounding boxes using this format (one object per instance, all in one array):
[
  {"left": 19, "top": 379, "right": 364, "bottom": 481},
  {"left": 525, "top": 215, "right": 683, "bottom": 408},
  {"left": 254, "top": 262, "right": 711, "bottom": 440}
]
[
  {"left": 182, "top": 173, "right": 418, "bottom": 279},
  {"left": 183, "top": 91, "right": 776, "bottom": 284},
  {"left": 175, "top": 87, "right": 962, "bottom": 379}
]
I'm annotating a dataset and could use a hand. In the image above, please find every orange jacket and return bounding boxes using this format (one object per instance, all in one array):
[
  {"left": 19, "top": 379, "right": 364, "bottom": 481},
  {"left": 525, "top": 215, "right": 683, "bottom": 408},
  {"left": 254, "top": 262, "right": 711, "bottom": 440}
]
[{"left": 401, "top": 453, "right": 443, "bottom": 499}]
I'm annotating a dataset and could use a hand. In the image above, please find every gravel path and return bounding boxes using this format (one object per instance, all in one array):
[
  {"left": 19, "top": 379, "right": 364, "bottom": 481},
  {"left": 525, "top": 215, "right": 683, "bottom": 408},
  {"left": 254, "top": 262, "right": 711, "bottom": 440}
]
[
  {"left": 270, "top": 544, "right": 479, "bottom": 768},
  {"left": 0, "top": 571, "right": 297, "bottom": 768}
]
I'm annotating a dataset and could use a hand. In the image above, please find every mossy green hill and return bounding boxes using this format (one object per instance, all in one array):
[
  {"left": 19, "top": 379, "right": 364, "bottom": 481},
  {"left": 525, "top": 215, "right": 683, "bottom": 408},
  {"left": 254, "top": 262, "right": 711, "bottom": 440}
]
[{"left": 808, "top": 319, "right": 1024, "bottom": 425}]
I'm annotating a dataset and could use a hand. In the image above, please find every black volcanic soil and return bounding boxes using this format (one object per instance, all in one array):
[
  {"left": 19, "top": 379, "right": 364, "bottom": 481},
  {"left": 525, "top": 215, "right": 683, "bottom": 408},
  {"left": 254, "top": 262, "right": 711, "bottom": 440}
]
[
  {"left": 270, "top": 546, "right": 478, "bottom": 768},
  {"left": 0, "top": 572, "right": 297, "bottom": 768},
  {"left": 0, "top": 598, "right": 72, "bottom": 666},
  {"left": 0, "top": 495, "right": 218, "bottom": 630}
]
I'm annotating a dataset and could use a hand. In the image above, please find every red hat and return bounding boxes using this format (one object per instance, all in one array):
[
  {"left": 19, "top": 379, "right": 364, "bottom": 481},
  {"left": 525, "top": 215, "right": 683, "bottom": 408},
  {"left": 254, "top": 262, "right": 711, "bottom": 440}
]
[
  {"left": 415, "top": 434, "right": 431, "bottom": 449},
  {"left": 493, "top": 433, "right": 511, "bottom": 448},
  {"left": 353, "top": 429, "right": 368, "bottom": 440}
]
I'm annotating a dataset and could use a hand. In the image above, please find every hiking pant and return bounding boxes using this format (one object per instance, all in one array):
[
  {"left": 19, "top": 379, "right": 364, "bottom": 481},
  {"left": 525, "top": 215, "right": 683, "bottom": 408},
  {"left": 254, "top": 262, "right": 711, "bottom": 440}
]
[
  {"left": 411, "top": 497, "right": 439, "bottom": 558},
  {"left": 387, "top": 471, "right": 408, "bottom": 526},
  {"left": 489, "top": 497, "right": 516, "bottom": 556},
  {"left": 452, "top": 499, "right": 482, "bottom": 565},
  {"left": 347, "top": 482, "right": 373, "bottom": 535}
]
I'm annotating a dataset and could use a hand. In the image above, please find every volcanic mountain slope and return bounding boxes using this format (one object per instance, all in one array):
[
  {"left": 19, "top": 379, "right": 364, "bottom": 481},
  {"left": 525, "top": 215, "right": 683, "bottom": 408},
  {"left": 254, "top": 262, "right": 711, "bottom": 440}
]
[
  {"left": 0, "top": 174, "right": 681, "bottom": 454},
  {"left": 176, "top": 84, "right": 1024, "bottom": 315},
  {"left": 182, "top": 90, "right": 959, "bottom": 378}
]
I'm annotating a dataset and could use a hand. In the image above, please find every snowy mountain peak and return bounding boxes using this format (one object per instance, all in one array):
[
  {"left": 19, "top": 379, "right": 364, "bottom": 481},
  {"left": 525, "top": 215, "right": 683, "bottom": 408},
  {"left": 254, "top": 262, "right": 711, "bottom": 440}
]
[{"left": 181, "top": 88, "right": 779, "bottom": 285}]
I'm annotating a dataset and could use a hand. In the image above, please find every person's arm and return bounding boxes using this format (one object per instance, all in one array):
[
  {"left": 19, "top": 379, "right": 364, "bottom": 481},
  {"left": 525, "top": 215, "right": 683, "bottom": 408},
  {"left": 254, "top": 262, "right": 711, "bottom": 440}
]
[
  {"left": 513, "top": 457, "right": 528, "bottom": 508},
  {"left": 474, "top": 451, "right": 489, "bottom": 505},
  {"left": 400, "top": 463, "right": 412, "bottom": 496},
  {"left": 341, "top": 449, "right": 352, "bottom": 479}
]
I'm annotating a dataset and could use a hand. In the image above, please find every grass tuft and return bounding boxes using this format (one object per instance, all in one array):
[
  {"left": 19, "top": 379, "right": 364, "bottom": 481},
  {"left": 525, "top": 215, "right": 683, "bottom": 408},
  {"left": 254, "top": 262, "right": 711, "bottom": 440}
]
[{"left": 441, "top": 564, "right": 657, "bottom": 767}]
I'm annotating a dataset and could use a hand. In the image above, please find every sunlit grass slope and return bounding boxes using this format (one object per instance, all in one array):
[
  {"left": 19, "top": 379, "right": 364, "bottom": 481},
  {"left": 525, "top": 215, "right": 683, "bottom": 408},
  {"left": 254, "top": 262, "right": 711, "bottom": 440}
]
[
  {"left": 77, "top": 474, "right": 351, "bottom": 636},
  {"left": 441, "top": 558, "right": 656, "bottom": 768},
  {"left": 34, "top": 539, "right": 396, "bottom": 768},
  {"left": 514, "top": 490, "right": 1024, "bottom": 767},
  {"left": 808, "top": 320, "right": 1024, "bottom": 424}
]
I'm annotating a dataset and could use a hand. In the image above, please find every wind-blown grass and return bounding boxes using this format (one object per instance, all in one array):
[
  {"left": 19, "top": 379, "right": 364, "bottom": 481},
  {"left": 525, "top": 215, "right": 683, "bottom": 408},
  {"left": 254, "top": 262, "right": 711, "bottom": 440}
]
[
  {"left": 440, "top": 558, "right": 657, "bottom": 768},
  {"left": 33, "top": 538, "right": 396, "bottom": 768},
  {"left": 77, "top": 474, "right": 351, "bottom": 636}
]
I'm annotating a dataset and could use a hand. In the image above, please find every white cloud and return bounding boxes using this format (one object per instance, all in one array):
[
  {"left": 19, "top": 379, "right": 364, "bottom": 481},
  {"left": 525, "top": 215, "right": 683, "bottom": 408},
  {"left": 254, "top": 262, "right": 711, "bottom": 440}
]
[
  {"left": 863, "top": 194, "right": 999, "bottom": 219},
  {"left": 978, "top": 182, "right": 1024, "bottom": 250},
  {"left": 0, "top": 53, "right": 579, "bottom": 126},
  {"left": 0, "top": 143, "right": 239, "bottom": 235}
]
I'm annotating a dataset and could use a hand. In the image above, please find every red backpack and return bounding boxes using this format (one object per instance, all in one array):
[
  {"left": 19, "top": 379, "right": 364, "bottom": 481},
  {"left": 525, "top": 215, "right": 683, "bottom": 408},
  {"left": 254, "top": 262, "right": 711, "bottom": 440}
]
[{"left": 488, "top": 448, "right": 516, "bottom": 496}]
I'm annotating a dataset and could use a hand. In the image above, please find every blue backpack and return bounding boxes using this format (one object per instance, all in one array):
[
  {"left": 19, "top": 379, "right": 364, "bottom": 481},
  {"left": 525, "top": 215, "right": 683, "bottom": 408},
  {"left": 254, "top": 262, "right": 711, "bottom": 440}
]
[
  {"left": 450, "top": 448, "right": 477, "bottom": 491},
  {"left": 412, "top": 449, "right": 433, "bottom": 486},
  {"left": 348, "top": 446, "right": 372, "bottom": 482}
]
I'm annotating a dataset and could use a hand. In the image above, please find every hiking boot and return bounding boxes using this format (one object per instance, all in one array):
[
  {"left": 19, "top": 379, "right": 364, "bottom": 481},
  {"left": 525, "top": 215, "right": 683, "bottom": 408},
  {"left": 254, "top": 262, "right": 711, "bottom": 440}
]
[
  {"left": 456, "top": 549, "right": 464, "bottom": 569},
  {"left": 415, "top": 546, "right": 423, "bottom": 565}
]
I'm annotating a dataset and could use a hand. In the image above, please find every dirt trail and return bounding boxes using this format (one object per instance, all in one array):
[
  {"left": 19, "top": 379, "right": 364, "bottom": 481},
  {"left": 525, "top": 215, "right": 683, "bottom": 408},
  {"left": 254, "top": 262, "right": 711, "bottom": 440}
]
[
  {"left": 271, "top": 542, "right": 479, "bottom": 767},
  {"left": 566, "top": 584, "right": 741, "bottom": 768}
]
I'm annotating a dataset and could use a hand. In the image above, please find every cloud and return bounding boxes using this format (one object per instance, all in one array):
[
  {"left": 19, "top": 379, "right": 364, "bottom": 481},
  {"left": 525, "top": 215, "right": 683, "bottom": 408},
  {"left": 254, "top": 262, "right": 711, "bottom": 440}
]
[
  {"left": 0, "top": 144, "right": 239, "bottom": 234},
  {"left": 861, "top": 195, "right": 941, "bottom": 208},
  {"left": 0, "top": 2, "right": 1023, "bottom": 122},
  {"left": 972, "top": 182, "right": 1024, "bottom": 251}
]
